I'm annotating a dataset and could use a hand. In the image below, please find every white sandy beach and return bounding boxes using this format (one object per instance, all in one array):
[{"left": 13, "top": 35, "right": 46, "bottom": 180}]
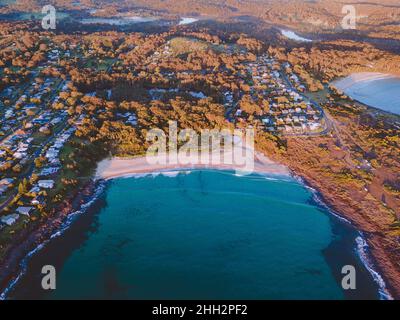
[{"left": 96, "top": 149, "right": 290, "bottom": 180}]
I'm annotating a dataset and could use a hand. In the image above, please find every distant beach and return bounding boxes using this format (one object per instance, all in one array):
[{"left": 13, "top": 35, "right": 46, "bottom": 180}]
[{"left": 332, "top": 72, "right": 400, "bottom": 115}]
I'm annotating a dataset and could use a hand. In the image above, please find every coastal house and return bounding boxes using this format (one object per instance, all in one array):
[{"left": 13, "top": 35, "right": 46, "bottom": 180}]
[
  {"left": 39, "top": 125, "right": 51, "bottom": 133},
  {"left": 284, "top": 116, "right": 292, "bottom": 124},
  {"left": 32, "top": 118, "right": 48, "bottom": 125},
  {"left": 5, "top": 109, "right": 14, "bottom": 119},
  {"left": 0, "top": 214, "right": 20, "bottom": 226},
  {"left": 17, "top": 146, "right": 28, "bottom": 153},
  {"left": 45, "top": 149, "right": 58, "bottom": 161},
  {"left": 126, "top": 113, "right": 138, "bottom": 126},
  {"left": 16, "top": 206, "right": 34, "bottom": 216},
  {"left": 262, "top": 118, "right": 273, "bottom": 125},
  {"left": 51, "top": 117, "right": 62, "bottom": 125}
]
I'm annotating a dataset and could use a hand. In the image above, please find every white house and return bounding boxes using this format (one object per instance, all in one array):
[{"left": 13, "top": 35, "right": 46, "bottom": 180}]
[
  {"left": 38, "top": 180, "right": 55, "bottom": 189},
  {"left": 0, "top": 214, "right": 19, "bottom": 226},
  {"left": 16, "top": 206, "right": 34, "bottom": 216}
]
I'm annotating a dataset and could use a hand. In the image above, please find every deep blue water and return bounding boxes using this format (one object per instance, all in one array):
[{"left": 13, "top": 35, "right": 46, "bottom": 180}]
[{"left": 8, "top": 171, "right": 381, "bottom": 299}]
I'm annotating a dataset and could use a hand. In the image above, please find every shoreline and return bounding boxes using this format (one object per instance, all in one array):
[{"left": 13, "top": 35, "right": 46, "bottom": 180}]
[
  {"left": 288, "top": 163, "right": 400, "bottom": 299},
  {"left": 292, "top": 174, "right": 393, "bottom": 300},
  {"left": 0, "top": 160, "right": 393, "bottom": 300},
  {"left": 0, "top": 180, "right": 104, "bottom": 300}
]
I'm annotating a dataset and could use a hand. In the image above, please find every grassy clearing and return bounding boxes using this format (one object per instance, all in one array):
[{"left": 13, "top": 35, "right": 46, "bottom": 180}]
[{"left": 169, "top": 37, "right": 209, "bottom": 55}]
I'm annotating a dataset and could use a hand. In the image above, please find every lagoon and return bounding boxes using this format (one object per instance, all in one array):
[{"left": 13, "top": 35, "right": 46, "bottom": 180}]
[{"left": 179, "top": 17, "right": 199, "bottom": 25}]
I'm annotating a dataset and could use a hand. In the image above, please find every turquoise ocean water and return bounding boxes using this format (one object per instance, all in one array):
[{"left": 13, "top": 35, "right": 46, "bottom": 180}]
[{"left": 8, "top": 170, "right": 381, "bottom": 299}]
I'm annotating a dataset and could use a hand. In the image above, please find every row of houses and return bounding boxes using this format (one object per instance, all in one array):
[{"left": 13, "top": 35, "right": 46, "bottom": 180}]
[
  {"left": 236, "top": 54, "right": 323, "bottom": 134},
  {"left": 1, "top": 205, "right": 37, "bottom": 226},
  {"left": 0, "top": 47, "right": 75, "bottom": 228},
  {"left": 1, "top": 77, "right": 58, "bottom": 135},
  {"left": 45, "top": 127, "right": 76, "bottom": 165}
]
